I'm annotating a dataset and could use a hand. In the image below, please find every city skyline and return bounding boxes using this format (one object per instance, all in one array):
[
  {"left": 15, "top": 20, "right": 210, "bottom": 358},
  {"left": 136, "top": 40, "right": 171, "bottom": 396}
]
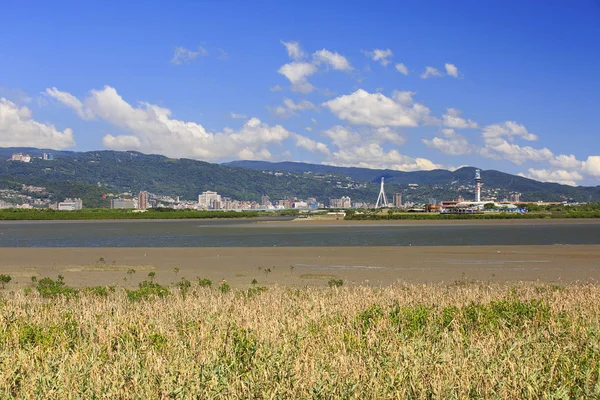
[{"left": 1, "top": 1, "right": 599, "bottom": 186}]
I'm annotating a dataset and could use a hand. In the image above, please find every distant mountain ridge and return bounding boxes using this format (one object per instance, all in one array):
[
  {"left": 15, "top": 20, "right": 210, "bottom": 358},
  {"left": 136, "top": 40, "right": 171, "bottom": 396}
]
[
  {"left": 0, "top": 148, "right": 599, "bottom": 207},
  {"left": 226, "top": 160, "right": 600, "bottom": 203}
]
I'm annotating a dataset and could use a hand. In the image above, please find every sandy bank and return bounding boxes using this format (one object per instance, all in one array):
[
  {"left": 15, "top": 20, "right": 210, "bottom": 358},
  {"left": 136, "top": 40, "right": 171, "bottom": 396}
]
[{"left": 1, "top": 245, "right": 599, "bottom": 287}]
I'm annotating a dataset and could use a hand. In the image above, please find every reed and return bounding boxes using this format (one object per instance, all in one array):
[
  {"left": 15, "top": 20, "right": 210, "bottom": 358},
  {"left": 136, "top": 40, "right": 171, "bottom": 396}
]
[{"left": 1, "top": 281, "right": 599, "bottom": 398}]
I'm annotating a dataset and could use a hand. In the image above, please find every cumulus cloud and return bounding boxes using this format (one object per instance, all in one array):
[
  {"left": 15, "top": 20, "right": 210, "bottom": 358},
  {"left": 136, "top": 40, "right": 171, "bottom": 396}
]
[
  {"left": 45, "top": 85, "right": 331, "bottom": 162},
  {"left": 550, "top": 154, "right": 583, "bottom": 170},
  {"left": 395, "top": 63, "right": 408, "bottom": 75},
  {"left": 520, "top": 168, "right": 583, "bottom": 186},
  {"left": 322, "top": 89, "right": 434, "bottom": 127},
  {"left": 442, "top": 108, "right": 478, "bottom": 129},
  {"left": 269, "top": 84, "right": 283, "bottom": 92},
  {"left": 423, "top": 129, "right": 471, "bottom": 156},
  {"left": 320, "top": 125, "right": 437, "bottom": 171},
  {"left": 420, "top": 66, "right": 442, "bottom": 79},
  {"left": 479, "top": 121, "right": 556, "bottom": 165},
  {"left": 170, "top": 46, "right": 207, "bottom": 65},
  {"left": 277, "top": 62, "right": 318, "bottom": 93},
  {"left": 312, "top": 49, "right": 353, "bottom": 71},
  {"left": 270, "top": 98, "right": 317, "bottom": 117},
  {"left": 582, "top": 156, "right": 600, "bottom": 177},
  {"left": 0, "top": 98, "right": 75, "bottom": 149},
  {"left": 280, "top": 40, "right": 305, "bottom": 60},
  {"left": 229, "top": 112, "right": 247, "bottom": 119},
  {"left": 445, "top": 63, "right": 459, "bottom": 78},
  {"left": 45, "top": 87, "right": 92, "bottom": 119},
  {"left": 293, "top": 134, "right": 330, "bottom": 154},
  {"left": 102, "top": 134, "right": 141, "bottom": 150},
  {"left": 363, "top": 49, "right": 393, "bottom": 66},
  {"left": 326, "top": 143, "right": 442, "bottom": 171}
]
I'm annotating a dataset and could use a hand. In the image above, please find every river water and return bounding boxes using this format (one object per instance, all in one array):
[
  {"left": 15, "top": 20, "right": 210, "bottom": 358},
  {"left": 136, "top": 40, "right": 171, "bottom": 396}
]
[{"left": 0, "top": 219, "right": 599, "bottom": 247}]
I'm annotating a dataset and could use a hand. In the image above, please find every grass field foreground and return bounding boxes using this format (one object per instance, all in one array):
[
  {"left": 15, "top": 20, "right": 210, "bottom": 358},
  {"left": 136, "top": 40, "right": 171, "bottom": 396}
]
[{"left": 1, "top": 281, "right": 599, "bottom": 398}]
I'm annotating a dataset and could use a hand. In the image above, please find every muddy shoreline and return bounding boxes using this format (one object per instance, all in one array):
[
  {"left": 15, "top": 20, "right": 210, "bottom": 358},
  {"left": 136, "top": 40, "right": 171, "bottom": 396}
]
[{"left": 1, "top": 245, "right": 599, "bottom": 288}]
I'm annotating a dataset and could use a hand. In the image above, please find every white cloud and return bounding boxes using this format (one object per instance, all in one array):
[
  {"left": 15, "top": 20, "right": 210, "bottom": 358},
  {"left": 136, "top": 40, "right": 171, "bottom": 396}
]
[
  {"left": 0, "top": 98, "right": 75, "bottom": 149},
  {"left": 445, "top": 63, "right": 459, "bottom": 78},
  {"left": 170, "top": 46, "right": 206, "bottom": 65},
  {"left": 230, "top": 112, "right": 247, "bottom": 119},
  {"left": 321, "top": 125, "right": 436, "bottom": 171},
  {"left": 46, "top": 85, "right": 310, "bottom": 161},
  {"left": 482, "top": 121, "right": 538, "bottom": 141},
  {"left": 421, "top": 66, "right": 442, "bottom": 79},
  {"left": 270, "top": 98, "right": 317, "bottom": 117},
  {"left": 363, "top": 49, "right": 393, "bottom": 66},
  {"left": 313, "top": 49, "right": 353, "bottom": 71},
  {"left": 442, "top": 108, "right": 478, "bottom": 129},
  {"left": 323, "top": 125, "right": 362, "bottom": 149},
  {"left": 277, "top": 62, "right": 317, "bottom": 93},
  {"left": 45, "top": 87, "right": 92, "bottom": 119},
  {"left": 311, "top": 117, "right": 318, "bottom": 124},
  {"left": 582, "top": 156, "right": 600, "bottom": 177},
  {"left": 322, "top": 89, "right": 433, "bottom": 127},
  {"left": 480, "top": 122, "right": 552, "bottom": 164},
  {"left": 269, "top": 84, "right": 283, "bottom": 92},
  {"left": 395, "top": 63, "right": 408, "bottom": 75},
  {"left": 102, "top": 134, "right": 141, "bottom": 150},
  {"left": 423, "top": 129, "right": 471, "bottom": 156},
  {"left": 521, "top": 168, "right": 583, "bottom": 186},
  {"left": 305, "top": 127, "right": 312, "bottom": 132},
  {"left": 326, "top": 143, "right": 442, "bottom": 172},
  {"left": 294, "top": 134, "right": 330, "bottom": 154},
  {"left": 550, "top": 154, "right": 583, "bottom": 170},
  {"left": 280, "top": 40, "right": 305, "bottom": 60}
]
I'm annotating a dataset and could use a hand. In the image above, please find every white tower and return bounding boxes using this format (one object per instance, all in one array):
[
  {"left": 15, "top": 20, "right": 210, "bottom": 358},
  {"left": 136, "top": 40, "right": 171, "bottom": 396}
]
[
  {"left": 376, "top": 177, "right": 389, "bottom": 208},
  {"left": 474, "top": 169, "right": 482, "bottom": 202}
]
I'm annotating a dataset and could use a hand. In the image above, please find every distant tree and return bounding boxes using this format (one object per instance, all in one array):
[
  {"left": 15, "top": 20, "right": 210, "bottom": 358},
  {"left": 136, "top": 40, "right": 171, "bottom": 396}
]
[{"left": 0, "top": 274, "right": 11, "bottom": 289}]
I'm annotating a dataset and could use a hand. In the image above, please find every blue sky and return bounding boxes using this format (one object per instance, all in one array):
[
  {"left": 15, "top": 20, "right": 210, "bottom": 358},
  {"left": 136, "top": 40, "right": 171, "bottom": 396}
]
[{"left": 1, "top": 0, "right": 600, "bottom": 185}]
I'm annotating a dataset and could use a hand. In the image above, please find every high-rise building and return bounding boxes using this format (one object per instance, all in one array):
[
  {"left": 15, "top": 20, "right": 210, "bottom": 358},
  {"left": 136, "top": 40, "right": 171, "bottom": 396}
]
[
  {"left": 198, "top": 191, "right": 222, "bottom": 208},
  {"left": 137, "top": 191, "right": 149, "bottom": 210},
  {"left": 392, "top": 193, "right": 402, "bottom": 208},
  {"left": 510, "top": 193, "right": 521, "bottom": 202},
  {"left": 260, "top": 195, "right": 270, "bottom": 207}
]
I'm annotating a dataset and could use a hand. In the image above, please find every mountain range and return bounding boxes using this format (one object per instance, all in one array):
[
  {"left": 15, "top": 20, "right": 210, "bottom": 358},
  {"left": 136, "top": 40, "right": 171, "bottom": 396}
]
[{"left": 1, "top": 147, "right": 599, "bottom": 207}]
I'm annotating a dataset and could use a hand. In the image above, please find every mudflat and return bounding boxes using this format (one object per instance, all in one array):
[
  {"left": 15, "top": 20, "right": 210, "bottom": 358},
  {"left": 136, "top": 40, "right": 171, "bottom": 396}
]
[{"left": 1, "top": 245, "right": 599, "bottom": 287}]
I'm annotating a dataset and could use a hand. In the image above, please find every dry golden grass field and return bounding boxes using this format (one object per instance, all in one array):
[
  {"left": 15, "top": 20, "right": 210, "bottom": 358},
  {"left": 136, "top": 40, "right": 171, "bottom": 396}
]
[{"left": 1, "top": 276, "right": 599, "bottom": 399}]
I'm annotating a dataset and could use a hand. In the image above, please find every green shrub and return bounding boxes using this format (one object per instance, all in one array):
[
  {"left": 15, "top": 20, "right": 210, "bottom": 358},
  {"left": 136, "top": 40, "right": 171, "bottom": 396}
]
[
  {"left": 389, "top": 304, "right": 431, "bottom": 335},
  {"left": 219, "top": 282, "right": 231, "bottom": 294},
  {"left": 328, "top": 279, "right": 343, "bottom": 288},
  {"left": 0, "top": 274, "right": 11, "bottom": 289},
  {"left": 126, "top": 280, "right": 169, "bottom": 301},
  {"left": 83, "top": 286, "right": 114, "bottom": 297},
  {"left": 198, "top": 278, "right": 212, "bottom": 288},
  {"left": 36, "top": 276, "right": 78, "bottom": 298}
]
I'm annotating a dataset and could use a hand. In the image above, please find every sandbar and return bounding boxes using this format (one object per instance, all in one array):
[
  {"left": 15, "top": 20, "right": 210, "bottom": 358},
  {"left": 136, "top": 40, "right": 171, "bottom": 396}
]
[{"left": 1, "top": 245, "right": 599, "bottom": 288}]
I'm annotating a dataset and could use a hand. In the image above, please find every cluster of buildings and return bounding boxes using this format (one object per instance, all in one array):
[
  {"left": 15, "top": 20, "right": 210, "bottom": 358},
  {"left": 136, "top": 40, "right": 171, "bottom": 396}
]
[
  {"left": 9, "top": 153, "right": 54, "bottom": 163},
  {"left": 110, "top": 191, "right": 150, "bottom": 210}
]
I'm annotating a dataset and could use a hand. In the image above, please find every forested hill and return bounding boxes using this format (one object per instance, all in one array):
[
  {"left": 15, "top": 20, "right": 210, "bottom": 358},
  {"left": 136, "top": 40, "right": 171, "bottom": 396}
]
[
  {"left": 0, "top": 148, "right": 383, "bottom": 207},
  {"left": 227, "top": 160, "right": 600, "bottom": 203},
  {"left": 1, "top": 148, "right": 600, "bottom": 207}
]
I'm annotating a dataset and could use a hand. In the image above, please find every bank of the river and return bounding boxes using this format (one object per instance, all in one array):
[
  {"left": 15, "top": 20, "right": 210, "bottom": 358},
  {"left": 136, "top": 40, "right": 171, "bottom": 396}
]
[
  {"left": 344, "top": 211, "right": 600, "bottom": 220},
  {"left": 1, "top": 245, "right": 600, "bottom": 288},
  {"left": 0, "top": 208, "right": 264, "bottom": 221}
]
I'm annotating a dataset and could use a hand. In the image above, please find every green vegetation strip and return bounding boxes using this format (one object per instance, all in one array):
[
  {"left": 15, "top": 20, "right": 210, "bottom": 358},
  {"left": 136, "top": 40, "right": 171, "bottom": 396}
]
[
  {"left": 0, "top": 208, "right": 261, "bottom": 221},
  {"left": 1, "top": 279, "right": 599, "bottom": 398}
]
